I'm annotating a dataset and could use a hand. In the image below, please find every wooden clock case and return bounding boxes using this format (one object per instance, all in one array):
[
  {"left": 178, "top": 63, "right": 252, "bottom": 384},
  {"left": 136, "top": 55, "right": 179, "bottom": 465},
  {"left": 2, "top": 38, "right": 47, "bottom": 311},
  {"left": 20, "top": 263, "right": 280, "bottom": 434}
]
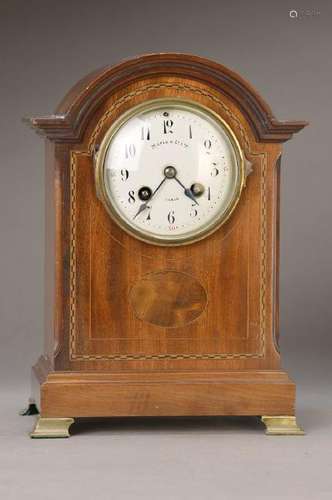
[{"left": 26, "top": 53, "right": 307, "bottom": 437}]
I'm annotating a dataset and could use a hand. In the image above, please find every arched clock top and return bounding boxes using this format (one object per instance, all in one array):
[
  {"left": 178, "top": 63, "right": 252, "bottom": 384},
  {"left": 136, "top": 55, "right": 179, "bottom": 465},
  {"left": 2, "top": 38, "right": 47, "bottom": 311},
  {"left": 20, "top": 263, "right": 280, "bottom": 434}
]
[{"left": 25, "top": 53, "right": 307, "bottom": 144}]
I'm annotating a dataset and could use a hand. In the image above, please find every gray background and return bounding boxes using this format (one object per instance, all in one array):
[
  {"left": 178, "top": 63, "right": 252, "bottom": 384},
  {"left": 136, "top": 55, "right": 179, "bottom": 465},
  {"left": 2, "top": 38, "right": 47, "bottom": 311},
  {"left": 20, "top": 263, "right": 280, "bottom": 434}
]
[{"left": 0, "top": 0, "right": 331, "bottom": 499}]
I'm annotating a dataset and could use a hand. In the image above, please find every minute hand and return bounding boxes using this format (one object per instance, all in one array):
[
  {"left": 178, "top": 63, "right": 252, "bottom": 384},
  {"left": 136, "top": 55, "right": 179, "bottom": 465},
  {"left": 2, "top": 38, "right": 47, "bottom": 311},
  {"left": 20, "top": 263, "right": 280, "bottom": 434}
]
[{"left": 173, "top": 177, "right": 199, "bottom": 205}]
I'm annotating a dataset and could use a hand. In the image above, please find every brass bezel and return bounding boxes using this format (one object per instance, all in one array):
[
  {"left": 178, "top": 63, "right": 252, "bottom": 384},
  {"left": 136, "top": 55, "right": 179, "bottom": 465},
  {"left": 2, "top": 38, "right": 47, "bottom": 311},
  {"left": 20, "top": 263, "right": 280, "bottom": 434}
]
[{"left": 95, "top": 98, "right": 245, "bottom": 247}]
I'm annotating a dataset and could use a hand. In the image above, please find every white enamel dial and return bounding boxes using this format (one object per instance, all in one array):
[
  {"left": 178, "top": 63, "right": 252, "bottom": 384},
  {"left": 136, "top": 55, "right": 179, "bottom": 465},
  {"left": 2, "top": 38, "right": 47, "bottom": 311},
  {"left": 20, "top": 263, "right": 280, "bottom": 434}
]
[{"left": 97, "top": 100, "right": 244, "bottom": 245}]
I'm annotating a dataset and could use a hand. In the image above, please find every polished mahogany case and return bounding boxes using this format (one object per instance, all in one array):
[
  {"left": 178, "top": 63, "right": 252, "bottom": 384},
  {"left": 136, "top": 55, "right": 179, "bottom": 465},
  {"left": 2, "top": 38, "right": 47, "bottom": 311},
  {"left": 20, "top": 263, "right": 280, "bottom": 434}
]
[{"left": 26, "top": 54, "right": 307, "bottom": 437}]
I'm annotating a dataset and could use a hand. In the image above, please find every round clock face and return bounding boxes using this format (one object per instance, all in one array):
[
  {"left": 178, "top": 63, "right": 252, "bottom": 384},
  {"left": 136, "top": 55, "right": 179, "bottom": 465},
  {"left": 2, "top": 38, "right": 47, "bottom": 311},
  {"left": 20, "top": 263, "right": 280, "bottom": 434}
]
[{"left": 96, "top": 99, "right": 244, "bottom": 245}]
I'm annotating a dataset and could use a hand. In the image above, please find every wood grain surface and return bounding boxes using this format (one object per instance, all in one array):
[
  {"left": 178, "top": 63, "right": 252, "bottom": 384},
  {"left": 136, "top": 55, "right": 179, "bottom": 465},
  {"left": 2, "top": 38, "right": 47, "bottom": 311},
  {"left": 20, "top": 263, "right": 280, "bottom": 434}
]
[
  {"left": 28, "top": 54, "right": 307, "bottom": 420},
  {"left": 129, "top": 271, "right": 207, "bottom": 328}
]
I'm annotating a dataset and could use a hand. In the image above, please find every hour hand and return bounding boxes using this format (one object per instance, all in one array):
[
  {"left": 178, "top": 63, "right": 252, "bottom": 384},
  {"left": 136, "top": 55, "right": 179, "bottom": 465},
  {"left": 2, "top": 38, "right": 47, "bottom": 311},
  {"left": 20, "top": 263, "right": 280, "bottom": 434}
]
[
  {"left": 184, "top": 187, "right": 199, "bottom": 205},
  {"left": 174, "top": 177, "right": 199, "bottom": 205}
]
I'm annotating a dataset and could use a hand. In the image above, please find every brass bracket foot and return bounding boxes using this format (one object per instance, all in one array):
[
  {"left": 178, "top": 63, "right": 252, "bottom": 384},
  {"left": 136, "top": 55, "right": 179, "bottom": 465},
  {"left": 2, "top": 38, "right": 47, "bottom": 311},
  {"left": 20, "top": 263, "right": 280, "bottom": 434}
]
[
  {"left": 261, "top": 415, "right": 305, "bottom": 435},
  {"left": 30, "top": 417, "right": 75, "bottom": 438}
]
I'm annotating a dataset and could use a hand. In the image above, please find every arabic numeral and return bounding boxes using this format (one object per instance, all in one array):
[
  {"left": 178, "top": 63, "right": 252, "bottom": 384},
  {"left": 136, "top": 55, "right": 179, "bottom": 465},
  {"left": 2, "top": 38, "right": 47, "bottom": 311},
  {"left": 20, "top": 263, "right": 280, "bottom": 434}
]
[
  {"left": 163, "top": 119, "right": 174, "bottom": 134},
  {"left": 168, "top": 210, "right": 175, "bottom": 224},
  {"left": 128, "top": 190, "right": 136, "bottom": 204},
  {"left": 125, "top": 143, "right": 136, "bottom": 159},
  {"left": 210, "top": 167, "right": 219, "bottom": 177},
  {"left": 120, "top": 169, "right": 129, "bottom": 181},
  {"left": 190, "top": 204, "right": 198, "bottom": 217},
  {"left": 204, "top": 139, "right": 212, "bottom": 150}
]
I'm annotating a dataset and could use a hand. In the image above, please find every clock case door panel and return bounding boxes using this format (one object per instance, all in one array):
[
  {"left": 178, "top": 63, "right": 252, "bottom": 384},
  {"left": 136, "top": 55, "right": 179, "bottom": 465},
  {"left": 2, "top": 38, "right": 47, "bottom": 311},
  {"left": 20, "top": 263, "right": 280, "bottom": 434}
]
[
  {"left": 65, "top": 79, "right": 280, "bottom": 371},
  {"left": 28, "top": 54, "right": 307, "bottom": 419},
  {"left": 72, "top": 146, "right": 262, "bottom": 364}
]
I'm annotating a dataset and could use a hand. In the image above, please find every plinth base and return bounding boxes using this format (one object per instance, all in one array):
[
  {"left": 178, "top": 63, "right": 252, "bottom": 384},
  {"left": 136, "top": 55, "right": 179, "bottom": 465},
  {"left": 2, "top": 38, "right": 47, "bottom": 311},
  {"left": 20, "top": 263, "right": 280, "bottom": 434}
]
[{"left": 28, "top": 356, "right": 305, "bottom": 437}]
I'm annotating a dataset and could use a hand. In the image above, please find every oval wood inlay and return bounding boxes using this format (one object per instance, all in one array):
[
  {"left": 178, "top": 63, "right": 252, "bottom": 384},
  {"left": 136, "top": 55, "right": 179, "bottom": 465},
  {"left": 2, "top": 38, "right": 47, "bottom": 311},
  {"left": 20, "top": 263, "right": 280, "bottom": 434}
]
[{"left": 129, "top": 271, "right": 207, "bottom": 328}]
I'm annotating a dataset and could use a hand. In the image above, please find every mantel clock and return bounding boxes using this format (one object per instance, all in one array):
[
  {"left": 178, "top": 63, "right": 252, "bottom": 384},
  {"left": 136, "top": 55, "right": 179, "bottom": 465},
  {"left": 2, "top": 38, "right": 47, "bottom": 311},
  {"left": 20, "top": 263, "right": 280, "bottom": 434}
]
[{"left": 25, "top": 54, "right": 307, "bottom": 437}]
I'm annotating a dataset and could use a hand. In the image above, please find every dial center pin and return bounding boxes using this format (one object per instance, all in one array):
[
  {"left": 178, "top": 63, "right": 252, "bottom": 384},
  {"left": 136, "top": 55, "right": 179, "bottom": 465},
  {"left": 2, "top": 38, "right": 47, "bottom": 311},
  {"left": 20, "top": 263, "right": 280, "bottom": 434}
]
[{"left": 164, "top": 166, "right": 177, "bottom": 178}]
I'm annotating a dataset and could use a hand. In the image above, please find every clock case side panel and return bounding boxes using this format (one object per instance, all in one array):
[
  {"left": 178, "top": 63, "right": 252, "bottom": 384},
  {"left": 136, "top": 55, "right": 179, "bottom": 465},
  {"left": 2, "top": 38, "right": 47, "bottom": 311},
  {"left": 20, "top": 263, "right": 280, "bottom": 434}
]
[{"left": 34, "top": 140, "right": 71, "bottom": 376}]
